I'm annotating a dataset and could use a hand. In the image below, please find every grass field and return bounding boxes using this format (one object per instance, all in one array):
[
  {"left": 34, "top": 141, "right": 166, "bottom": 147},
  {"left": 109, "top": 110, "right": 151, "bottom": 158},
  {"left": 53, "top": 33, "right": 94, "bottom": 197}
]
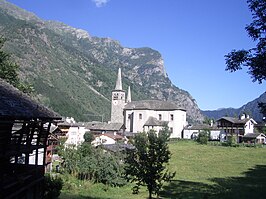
[{"left": 59, "top": 141, "right": 266, "bottom": 199}]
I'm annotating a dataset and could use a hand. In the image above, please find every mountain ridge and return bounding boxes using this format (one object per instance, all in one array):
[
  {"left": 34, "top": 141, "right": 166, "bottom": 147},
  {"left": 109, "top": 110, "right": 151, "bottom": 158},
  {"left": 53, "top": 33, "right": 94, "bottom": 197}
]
[
  {"left": 202, "top": 92, "right": 266, "bottom": 122},
  {"left": 0, "top": 0, "right": 204, "bottom": 122}
]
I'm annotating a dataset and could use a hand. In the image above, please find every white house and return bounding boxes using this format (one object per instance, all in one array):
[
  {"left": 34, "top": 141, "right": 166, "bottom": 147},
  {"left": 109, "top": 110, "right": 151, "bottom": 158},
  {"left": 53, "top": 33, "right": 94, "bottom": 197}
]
[
  {"left": 183, "top": 123, "right": 221, "bottom": 140},
  {"left": 91, "top": 132, "right": 124, "bottom": 146},
  {"left": 217, "top": 115, "right": 257, "bottom": 143},
  {"left": 65, "top": 125, "right": 89, "bottom": 147}
]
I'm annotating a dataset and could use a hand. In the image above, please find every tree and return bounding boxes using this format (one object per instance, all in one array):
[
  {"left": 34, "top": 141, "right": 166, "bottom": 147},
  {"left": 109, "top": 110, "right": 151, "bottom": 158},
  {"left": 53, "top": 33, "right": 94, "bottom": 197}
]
[
  {"left": 225, "top": 0, "right": 266, "bottom": 118},
  {"left": 196, "top": 129, "right": 210, "bottom": 145},
  {"left": 0, "top": 37, "right": 33, "bottom": 93},
  {"left": 225, "top": 0, "right": 266, "bottom": 83},
  {"left": 124, "top": 127, "right": 175, "bottom": 199}
]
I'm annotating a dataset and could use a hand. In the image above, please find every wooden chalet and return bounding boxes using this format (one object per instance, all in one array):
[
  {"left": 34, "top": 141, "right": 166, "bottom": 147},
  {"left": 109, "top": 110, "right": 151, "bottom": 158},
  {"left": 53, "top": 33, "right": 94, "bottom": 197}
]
[
  {"left": 0, "top": 79, "right": 61, "bottom": 199},
  {"left": 217, "top": 115, "right": 257, "bottom": 143}
]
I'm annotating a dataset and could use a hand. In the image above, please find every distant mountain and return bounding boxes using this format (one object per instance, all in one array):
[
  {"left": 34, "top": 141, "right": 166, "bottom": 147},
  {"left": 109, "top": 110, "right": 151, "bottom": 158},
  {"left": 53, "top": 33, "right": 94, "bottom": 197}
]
[
  {"left": 202, "top": 92, "right": 266, "bottom": 122},
  {"left": 0, "top": 0, "right": 204, "bottom": 122}
]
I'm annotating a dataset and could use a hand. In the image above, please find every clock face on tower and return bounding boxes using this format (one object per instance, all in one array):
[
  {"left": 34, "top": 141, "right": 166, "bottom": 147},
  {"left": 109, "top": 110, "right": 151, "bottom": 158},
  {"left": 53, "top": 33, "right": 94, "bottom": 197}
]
[{"left": 113, "top": 100, "right": 118, "bottom": 105}]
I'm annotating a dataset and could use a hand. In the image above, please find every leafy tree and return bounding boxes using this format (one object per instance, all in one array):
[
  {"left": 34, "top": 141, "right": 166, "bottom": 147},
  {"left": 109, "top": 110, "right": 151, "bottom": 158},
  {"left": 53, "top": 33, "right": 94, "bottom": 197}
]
[
  {"left": 196, "top": 129, "right": 210, "bottom": 145},
  {"left": 124, "top": 127, "right": 175, "bottom": 199},
  {"left": 83, "top": 131, "right": 94, "bottom": 143},
  {"left": 225, "top": 0, "right": 266, "bottom": 83},
  {"left": 225, "top": 0, "right": 266, "bottom": 119},
  {"left": 44, "top": 174, "right": 63, "bottom": 199},
  {"left": 0, "top": 36, "right": 33, "bottom": 93}
]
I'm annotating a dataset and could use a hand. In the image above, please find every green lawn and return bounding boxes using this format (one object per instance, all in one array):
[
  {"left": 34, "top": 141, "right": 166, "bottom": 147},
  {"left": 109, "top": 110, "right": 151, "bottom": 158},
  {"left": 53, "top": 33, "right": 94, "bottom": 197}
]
[{"left": 60, "top": 141, "right": 266, "bottom": 199}]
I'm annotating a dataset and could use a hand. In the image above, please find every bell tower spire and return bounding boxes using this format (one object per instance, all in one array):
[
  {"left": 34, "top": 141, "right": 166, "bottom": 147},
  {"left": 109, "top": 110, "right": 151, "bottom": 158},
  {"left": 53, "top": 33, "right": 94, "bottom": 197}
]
[
  {"left": 115, "top": 68, "right": 122, "bottom": 90},
  {"left": 111, "top": 68, "right": 125, "bottom": 123}
]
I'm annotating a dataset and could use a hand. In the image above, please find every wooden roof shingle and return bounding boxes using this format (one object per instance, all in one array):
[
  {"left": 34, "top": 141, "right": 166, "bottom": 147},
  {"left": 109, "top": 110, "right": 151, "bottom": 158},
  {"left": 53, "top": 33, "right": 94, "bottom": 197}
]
[{"left": 0, "top": 78, "right": 61, "bottom": 120}]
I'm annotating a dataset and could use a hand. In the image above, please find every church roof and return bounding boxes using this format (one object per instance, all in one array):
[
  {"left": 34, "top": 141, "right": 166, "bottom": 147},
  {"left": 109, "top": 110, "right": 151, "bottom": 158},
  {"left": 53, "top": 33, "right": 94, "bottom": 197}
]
[
  {"left": 124, "top": 100, "right": 186, "bottom": 111},
  {"left": 0, "top": 78, "right": 61, "bottom": 120},
  {"left": 144, "top": 116, "right": 168, "bottom": 126}
]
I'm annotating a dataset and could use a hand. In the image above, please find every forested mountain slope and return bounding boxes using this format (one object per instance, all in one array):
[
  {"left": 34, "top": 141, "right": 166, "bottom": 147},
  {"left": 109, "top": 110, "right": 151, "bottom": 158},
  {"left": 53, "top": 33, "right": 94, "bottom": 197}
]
[{"left": 0, "top": 0, "right": 204, "bottom": 122}]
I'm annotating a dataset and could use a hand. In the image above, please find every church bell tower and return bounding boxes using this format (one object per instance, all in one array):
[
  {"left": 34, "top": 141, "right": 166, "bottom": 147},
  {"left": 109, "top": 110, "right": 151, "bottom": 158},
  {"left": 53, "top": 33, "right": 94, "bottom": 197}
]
[{"left": 111, "top": 68, "right": 126, "bottom": 124}]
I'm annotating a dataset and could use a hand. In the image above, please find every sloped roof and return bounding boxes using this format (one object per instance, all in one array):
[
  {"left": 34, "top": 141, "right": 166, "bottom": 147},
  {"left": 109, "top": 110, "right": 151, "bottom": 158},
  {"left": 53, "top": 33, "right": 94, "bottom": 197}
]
[
  {"left": 125, "top": 100, "right": 186, "bottom": 111},
  {"left": 86, "top": 122, "right": 124, "bottom": 131},
  {"left": 99, "top": 132, "right": 124, "bottom": 140},
  {"left": 0, "top": 78, "right": 61, "bottom": 120},
  {"left": 144, "top": 116, "right": 168, "bottom": 126},
  {"left": 243, "top": 133, "right": 266, "bottom": 138},
  {"left": 184, "top": 124, "right": 219, "bottom": 130},
  {"left": 217, "top": 117, "right": 257, "bottom": 125}
]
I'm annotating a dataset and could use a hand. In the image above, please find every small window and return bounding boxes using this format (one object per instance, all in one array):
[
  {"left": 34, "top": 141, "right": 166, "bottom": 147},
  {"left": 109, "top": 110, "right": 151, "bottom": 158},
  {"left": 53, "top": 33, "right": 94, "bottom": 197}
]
[
  {"left": 113, "top": 93, "right": 118, "bottom": 100},
  {"left": 128, "top": 114, "right": 131, "bottom": 119},
  {"left": 170, "top": 114, "right": 174, "bottom": 121},
  {"left": 159, "top": 114, "right": 162, "bottom": 120},
  {"left": 139, "top": 113, "right": 142, "bottom": 120},
  {"left": 170, "top": 127, "right": 173, "bottom": 133}
]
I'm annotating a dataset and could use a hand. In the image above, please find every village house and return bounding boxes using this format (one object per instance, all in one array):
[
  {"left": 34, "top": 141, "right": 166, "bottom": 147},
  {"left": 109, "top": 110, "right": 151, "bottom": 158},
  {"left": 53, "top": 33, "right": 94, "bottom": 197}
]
[
  {"left": 64, "top": 123, "right": 89, "bottom": 147},
  {"left": 183, "top": 123, "right": 221, "bottom": 140},
  {"left": 217, "top": 114, "right": 258, "bottom": 143},
  {"left": 0, "top": 78, "right": 61, "bottom": 198}
]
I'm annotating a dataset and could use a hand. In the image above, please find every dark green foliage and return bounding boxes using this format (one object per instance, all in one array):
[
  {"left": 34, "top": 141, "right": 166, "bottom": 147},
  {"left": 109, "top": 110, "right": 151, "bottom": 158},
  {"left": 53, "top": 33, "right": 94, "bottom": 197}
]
[
  {"left": 44, "top": 174, "right": 63, "bottom": 199},
  {"left": 125, "top": 127, "right": 175, "bottom": 199},
  {"left": 227, "top": 135, "right": 238, "bottom": 147},
  {"left": 0, "top": 36, "right": 33, "bottom": 93},
  {"left": 83, "top": 132, "right": 94, "bottom": 143},
  {"left": 196, "top": 129, "right": 210, "bottom": 145},
  {"left": 225, "top": 0, "right": 266, "bottom": 83},
  {"left": 59, "top": 142, "right": 126, "bottom": 187}
]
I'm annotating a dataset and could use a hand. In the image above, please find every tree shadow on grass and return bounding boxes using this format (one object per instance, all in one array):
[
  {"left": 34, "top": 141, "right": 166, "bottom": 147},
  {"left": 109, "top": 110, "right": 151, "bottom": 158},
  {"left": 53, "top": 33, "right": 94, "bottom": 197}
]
[
  {"left": 60, "top": 192, "right": 109, "bottom": 199},
  {"left": 160, "top": 165, "right": 266, "bottom": 199}
]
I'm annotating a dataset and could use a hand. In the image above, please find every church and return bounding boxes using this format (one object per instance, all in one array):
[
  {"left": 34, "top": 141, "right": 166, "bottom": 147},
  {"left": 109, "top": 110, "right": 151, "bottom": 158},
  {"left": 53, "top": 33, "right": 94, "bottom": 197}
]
[{"left": 111, "top": 68, "right": 187, "bottom": 138}]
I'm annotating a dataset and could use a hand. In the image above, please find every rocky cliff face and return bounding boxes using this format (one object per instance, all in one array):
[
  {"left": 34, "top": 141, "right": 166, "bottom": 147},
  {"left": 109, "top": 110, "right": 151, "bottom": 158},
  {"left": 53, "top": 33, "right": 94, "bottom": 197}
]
[{"left": 0, "top": 0, "right": 204, "bottom": 123}]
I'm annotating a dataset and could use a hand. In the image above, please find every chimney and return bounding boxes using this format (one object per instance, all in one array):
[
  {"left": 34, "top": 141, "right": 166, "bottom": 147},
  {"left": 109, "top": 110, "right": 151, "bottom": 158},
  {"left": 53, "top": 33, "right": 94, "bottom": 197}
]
[
  {"left": 210, "top": 120, "right": 213, "bottom": 127},
  {"left": 240, "top": 114, "right": 245, "bottom": 120}
]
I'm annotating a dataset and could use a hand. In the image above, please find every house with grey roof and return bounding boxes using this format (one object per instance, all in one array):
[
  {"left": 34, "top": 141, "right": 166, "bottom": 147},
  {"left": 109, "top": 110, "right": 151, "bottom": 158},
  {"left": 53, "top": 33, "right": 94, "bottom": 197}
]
[
  {"left": 217, "top": 114, "right": 257, "bottom": 143},
  {"left": 183, "top": 123, "right": 221, "bottom": 140},
  {"left": 0, "top": 78, "right": 61, "bottom": 198},
  {"left": 243, "top": 133, "right": 266, "bottom": 144}
]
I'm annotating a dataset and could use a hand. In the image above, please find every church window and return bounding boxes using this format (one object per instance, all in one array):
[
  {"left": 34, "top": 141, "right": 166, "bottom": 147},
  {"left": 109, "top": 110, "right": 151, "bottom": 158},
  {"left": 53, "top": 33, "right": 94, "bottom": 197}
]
[
  {"left": 170, "top": 127, "right": 173, "bottom": 134},
  {"left": 139, "top": 113, "right": 142, "bottom": 120},
  {"left": 170, "top": 114, "right": 174, "bottom": 121},
  {"left": 159, "top": 114, "right": 162, "bottom": 120},
  {"left": 113, "top": 93, "right": 118, "bottom": 100},
  {"left": 128, "top": 114, "right": 131, "bottom": 119}
]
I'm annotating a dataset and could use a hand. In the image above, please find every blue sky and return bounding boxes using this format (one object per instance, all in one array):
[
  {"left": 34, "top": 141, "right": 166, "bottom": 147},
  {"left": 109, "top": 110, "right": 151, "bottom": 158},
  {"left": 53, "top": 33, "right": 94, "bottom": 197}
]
[{"left": 6, "top": 0, "right": 265, "bottom": 110}]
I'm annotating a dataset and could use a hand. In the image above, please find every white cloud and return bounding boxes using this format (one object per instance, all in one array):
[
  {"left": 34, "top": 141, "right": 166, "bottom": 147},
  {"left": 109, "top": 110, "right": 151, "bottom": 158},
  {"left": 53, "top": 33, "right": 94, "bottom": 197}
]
[{"left": 92, "top": 0, "right": 109, "bottom": 7}]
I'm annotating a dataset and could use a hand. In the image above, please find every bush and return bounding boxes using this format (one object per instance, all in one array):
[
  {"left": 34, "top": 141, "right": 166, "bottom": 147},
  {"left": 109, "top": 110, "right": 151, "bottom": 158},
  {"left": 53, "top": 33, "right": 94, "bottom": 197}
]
[
  {"left": 196, "top": 130, "right": 209, "bottom": 145},
  {"left": 44, "top": 174, "right": 63, "bottom": 199}
]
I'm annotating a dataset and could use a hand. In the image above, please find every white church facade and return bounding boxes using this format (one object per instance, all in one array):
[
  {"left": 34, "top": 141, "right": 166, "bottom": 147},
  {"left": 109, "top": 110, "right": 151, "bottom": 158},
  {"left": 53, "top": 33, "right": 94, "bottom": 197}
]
[{"left": 111, "top": 68, "right": 187, "bottom": 138}]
